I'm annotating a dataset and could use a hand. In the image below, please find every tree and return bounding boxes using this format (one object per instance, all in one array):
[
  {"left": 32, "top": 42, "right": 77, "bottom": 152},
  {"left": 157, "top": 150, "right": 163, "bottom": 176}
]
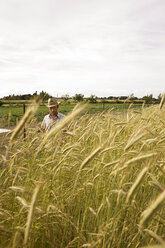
[
  {"left": 88, "top": 94, "right": 97, "bottom": 103},
  {"left": 39, "top": 91, "right": 52, "bottom": 101},
  {"left": 73, "top": 94, "right": 84, "bottom": 102},
  {"left": 62, "top": 94, "right": 70, "bottom": 102},
  {"left": 158, "top": 93, "right": 162, "bottom": 102},
  {"left": 142, "top": 94, "right": 153, "bottom": 104},
  {"left": 33, "top": 91, "right": 38, "bottom": 96},
  {"left": 129, "top": 93, "right": 134, "bottom": 100}
]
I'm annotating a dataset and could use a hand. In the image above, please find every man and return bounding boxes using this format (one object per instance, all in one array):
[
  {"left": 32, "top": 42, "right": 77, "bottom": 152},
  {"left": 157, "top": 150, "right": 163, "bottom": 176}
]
[{"left": 41, "top": 98, "right": 65, "bottom": 132}]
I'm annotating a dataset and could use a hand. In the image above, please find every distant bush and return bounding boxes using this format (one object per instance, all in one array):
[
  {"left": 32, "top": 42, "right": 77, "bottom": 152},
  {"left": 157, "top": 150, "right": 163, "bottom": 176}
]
[
  {"left": 88, "top": 94, "right": 97, "bottom": 103},
  {"left": 0, "top": 101, "right": 3, "bottom": 107},
  {"left": 73, "top": 93, "right": 84, "bottom": 102}
]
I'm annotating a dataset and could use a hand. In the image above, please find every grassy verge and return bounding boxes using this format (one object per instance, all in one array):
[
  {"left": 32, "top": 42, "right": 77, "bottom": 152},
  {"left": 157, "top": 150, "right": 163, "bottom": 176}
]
[{"left": 0, "top": 104, "right": 164, "bottom": 247}]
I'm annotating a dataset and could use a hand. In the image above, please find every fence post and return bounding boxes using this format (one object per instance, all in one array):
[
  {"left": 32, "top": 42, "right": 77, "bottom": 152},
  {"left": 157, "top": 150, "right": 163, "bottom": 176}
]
[{"left": 23, "top": 104, "right": 26, "bottom": 139}]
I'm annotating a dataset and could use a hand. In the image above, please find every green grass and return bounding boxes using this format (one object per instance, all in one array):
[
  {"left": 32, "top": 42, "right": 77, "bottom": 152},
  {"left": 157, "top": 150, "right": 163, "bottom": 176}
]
[
  {"left": 0, "top": 103, "right": 164, "bottom": 247},
  {"left": 0, "top": 103, "right": 145, "bottom": 127}
]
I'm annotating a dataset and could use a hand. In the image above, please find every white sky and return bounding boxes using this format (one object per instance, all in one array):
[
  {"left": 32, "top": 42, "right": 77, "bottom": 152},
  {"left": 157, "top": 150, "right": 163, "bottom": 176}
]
[{"left": 0, "top": 0, "right": 165, "bottom": 98}]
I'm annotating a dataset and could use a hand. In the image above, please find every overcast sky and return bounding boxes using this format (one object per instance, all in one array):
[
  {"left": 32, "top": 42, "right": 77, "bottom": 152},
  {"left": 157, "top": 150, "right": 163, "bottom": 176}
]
[{"left": 0, "top": 0, "right": 165, "bottom": 98}]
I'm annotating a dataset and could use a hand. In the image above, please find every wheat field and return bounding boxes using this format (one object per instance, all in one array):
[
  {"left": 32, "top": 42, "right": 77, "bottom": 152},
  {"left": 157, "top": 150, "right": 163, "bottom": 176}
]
[{"left": 0, "top": 102, "right": 164, "bottom": 248}]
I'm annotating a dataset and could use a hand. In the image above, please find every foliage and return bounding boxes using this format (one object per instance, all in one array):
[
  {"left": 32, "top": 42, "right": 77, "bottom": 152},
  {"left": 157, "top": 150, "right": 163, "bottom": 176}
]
[
  {"left": 88, "top": 94, "right": 97, "bottom": 103},
  {"left": 1, "top": 92, "right": 164, "bottom": 104},
  {"left": 61, "top": 94, "right": 70, "bottom": 102},
  {"left": 128, "top": 93, "right": 138, "bottom": 101},
  {"left": 3, "top": 93, "right": 33, "bottom": 100},
  {"left": 38, "top": 91, "right": 52, "bottom": 101},
  {"left": 158, "top": 93, "right": 162, "bottom": 102},
  {"left": 0, "top": 105, "right": 165, "bottom": 247},
  {"left": 142, "top": 94, "right": 154, "bottom": 104},
  {"left": 2, "top": 91, "right": 52, "bottom": 101},
  {"left": 73, "top": 93, "right": 84, "bottom": 102}
]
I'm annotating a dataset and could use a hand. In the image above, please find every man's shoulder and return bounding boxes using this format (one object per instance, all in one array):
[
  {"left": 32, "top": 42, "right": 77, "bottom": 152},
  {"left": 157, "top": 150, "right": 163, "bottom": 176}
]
[
  {"left": 58, "top": 112, "right": 65, "bottom": 118},
  {"left": 43, "top": 114, "right": 50, "bottom": 120}
]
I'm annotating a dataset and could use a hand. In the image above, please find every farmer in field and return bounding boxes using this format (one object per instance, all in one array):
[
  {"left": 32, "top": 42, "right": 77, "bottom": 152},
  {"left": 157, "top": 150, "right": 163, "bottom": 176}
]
[{"left": 41, "top": 98, "right": 65, "bottom": 132}]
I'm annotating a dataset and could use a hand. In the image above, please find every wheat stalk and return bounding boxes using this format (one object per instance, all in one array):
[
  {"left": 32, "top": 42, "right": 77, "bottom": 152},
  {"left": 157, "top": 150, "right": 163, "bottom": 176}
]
[
  {"left": 10, "top": 101, "right": 39, "bottom": 142},
  {"left": 141, "top": 246, "right": 165, "bottom": 248},
  {"left": 73, "top": 144, "right": 103, "bottom": 190},
  {"left": 9, "top": 186, "right": 25, "bottom": 193},
  {"left": 144, "top": 229, "right": 165, "bottom": 246},
  {"left": 159, "top": 92, "right": 165, "bottom": 110},
  {"left": 124, "top": 132, "right": 147, "bottom": 151},
  {"left": 12, "top": 231, "right": 22, "bottom": 248},
  {"left": 23, "top": 185, "right": 40, "bottom": 247},
  {"left": 139, "top": 190, "right": 165, "bottom": 231},
  {"left": 126, "top": 167, "right": 148, "bottom": 203},
  {"left": 16, "top": 196, "right": 29, "bottom": 208},
  {"left": 111, "top": 153, "right": 157, "bottom": 175}
]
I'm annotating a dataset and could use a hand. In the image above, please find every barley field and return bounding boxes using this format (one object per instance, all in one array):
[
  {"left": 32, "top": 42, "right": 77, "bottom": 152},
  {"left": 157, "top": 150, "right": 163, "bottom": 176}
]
[{"left": 0, "top": 102, "right": 164, "bottom": 248}]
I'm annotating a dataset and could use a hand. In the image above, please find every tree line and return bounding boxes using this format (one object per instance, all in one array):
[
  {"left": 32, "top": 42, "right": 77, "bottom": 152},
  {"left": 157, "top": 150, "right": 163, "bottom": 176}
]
[{"left": 0, "top": 91, "right": 163, "bottom": 104}]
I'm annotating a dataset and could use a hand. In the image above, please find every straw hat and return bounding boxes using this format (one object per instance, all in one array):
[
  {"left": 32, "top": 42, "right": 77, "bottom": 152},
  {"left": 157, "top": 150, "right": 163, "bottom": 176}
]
[{"left": 47, "top": 98, "right": 60, "bottom": 107}]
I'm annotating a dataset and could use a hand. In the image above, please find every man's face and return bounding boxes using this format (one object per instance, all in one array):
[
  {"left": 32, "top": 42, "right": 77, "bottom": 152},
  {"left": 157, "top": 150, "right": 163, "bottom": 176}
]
[{"left": 49, "top": 105, "right": 58, "bottom": 116}]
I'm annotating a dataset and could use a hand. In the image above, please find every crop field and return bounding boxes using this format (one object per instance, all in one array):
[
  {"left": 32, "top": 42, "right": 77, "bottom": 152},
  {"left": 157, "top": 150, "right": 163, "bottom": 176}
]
[{"left": 0, "top": 102, "right": 165, "bottom": 248}]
